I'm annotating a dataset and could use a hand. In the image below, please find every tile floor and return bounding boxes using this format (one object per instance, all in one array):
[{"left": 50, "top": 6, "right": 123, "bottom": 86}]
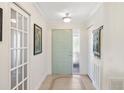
[{"left": 39, "top": 75, "right": 95, "bottom": 90}]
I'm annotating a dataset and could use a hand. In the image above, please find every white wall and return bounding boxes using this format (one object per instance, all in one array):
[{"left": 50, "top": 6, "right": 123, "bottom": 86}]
[
  {"left": 86, "top": 4, "right": 104, "bottom": 89},
  {"left": 0, "top": 3, "right": 10, "bottom": 89},
  {"left": 0, "top": 2, "right": 50, "bottom": 89},
  {"left": 102, "top": 3, "right": 124, "bottom": 89},
  {"left": 46, "top": 27, "right": 52, "bottom": 75},
  {"left": 79, "top": 26, "right": 88, "bottom": 75}
]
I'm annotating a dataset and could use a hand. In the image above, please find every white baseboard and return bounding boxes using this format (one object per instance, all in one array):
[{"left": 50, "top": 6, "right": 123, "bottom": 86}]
[
  {"left": 35, "top": 72, "right": 48, "bottom": 90},
  {"left": 92, "top": 80, "right": 99, "bottom": 90}
]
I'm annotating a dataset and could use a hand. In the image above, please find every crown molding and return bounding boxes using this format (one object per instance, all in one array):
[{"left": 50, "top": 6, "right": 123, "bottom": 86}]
[
  {"left": 89, "top": 3, "right": 104, "bottom": 19},
  {"left": 84, "top": 3, "right": 104, "bottom": 27},
  {"left": 33, "top": 3, "right": 48, "bottom": 24}
]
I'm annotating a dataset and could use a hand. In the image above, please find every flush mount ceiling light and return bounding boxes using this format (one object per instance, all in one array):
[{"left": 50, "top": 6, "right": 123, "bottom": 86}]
[{"left": 63, "top": 13, "right": 71, "bottom": 23}]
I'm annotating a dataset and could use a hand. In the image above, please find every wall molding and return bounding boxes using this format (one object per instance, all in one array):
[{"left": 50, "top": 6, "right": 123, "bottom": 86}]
[
  {"left": 89, "top": 3, "right": 104, "bottom": 20},
  {"left": 33, "top": 3, "right": 48, "bottom": 23}
]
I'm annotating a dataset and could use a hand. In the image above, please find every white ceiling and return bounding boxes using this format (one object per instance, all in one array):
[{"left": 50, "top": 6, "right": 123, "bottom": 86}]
[{"left": 36, "top": 2, "right": 100, "bottom": 26}]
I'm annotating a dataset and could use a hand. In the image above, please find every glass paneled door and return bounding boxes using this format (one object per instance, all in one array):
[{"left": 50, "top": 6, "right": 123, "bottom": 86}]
[{"left": 10, "top": 4, "right": 29, "bottom": 90}]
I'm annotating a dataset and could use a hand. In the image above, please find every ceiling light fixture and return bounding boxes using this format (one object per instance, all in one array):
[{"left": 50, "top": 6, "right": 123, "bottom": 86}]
[{"left": 63, "top": 13, "right": 71, "bottom": 23}]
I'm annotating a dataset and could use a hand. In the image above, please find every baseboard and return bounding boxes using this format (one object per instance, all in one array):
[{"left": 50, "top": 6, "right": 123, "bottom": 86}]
[
  {"left": 35, "top": 72, "right": 48, "bottom": 90},
  {"left": 92, "top": 80, "right": 99, "bottom": 90},
  {"left": 87, "top": 73, "right": 98, "bottom": 90}
]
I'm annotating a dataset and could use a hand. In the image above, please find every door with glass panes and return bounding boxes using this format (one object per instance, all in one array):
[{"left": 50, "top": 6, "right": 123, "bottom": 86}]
[{"left": 10, "top": 4, "right": 29, "bottom": 90}]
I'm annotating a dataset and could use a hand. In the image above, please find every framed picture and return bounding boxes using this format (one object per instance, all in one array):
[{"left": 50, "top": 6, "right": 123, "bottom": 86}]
[
  {"left": 0, "top": 8, "right": 3, "bottom": 41},
  {"left": 93, "top": 25, "right": 103, "bottom": 58},
  {"left": 34, "top": 24, "right": 42, "bottom": 55}
]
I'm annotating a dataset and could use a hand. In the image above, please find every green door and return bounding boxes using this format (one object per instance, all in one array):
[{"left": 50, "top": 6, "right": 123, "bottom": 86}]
[{"left": 52, "top": 29, "right": 72, "bottom": 74}]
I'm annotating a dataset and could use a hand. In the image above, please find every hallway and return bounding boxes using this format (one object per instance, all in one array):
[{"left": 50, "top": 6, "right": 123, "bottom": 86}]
[
  {"left": 40, "top": 75, "right": 95, "bottom": 90},
  {"left": 0, "top": 2, "right": 124, "bottom": 90}
]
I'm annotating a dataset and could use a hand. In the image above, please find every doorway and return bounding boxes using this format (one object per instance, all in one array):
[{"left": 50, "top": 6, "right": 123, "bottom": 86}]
[{"left": 72, "top": 29, "right": 80, "bottom": 75}]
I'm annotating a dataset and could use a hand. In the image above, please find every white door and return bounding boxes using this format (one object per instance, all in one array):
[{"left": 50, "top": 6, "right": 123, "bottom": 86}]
[
  {"left": 52, "top": 29, "right": 72, "bottom": 74},
  {"left": 10, "top": 3, "right": 30, "bottom": 90}
]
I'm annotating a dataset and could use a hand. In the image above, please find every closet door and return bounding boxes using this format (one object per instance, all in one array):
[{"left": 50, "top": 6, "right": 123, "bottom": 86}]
[{"left": 10, "top": 3, "right": 30, "bottom": 90}]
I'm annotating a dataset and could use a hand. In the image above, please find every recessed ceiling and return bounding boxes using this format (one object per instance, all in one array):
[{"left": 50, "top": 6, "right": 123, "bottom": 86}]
[{"left": 36, "top": 2, "right": 100, "bottom": 26}]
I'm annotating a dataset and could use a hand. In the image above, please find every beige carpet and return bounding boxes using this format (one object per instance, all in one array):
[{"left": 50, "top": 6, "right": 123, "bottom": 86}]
[{"left": 39, "top": 75, "right": 95, "bottom": 90}]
